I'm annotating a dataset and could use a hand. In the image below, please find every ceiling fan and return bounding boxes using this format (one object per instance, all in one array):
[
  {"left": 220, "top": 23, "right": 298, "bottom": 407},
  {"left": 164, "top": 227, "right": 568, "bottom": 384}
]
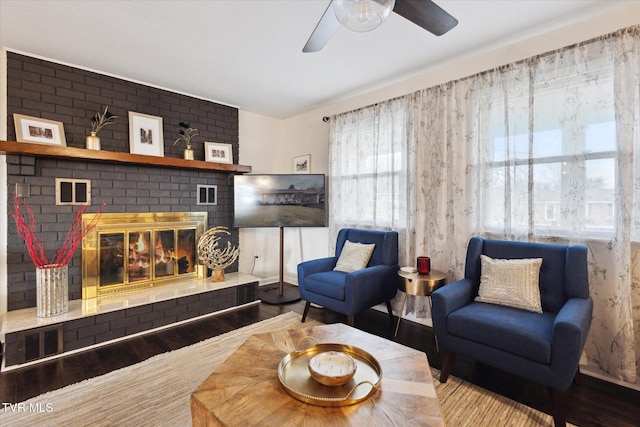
[{"left": 303, "top": 0, "right": 458, "bottom": 53}]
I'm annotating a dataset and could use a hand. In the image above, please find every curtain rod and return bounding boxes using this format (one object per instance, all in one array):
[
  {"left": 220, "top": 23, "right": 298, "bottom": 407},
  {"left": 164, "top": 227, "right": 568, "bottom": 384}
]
[{"left": 332, "top": 25, "right": 639, "bottom": 120}]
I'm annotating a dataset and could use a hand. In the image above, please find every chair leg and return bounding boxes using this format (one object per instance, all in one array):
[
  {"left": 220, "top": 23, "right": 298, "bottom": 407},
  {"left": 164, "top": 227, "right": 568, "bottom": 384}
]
[
  {"left": 347, "top": 315, "right": 355, "bottom": 327},
  {"left": 301, "top": 301, "right": 311, "bottom": 322},
  {"left": 573, "top": 366, "right": 582, "bottom": 385},
  {"left": 439, "top": 352, "right": 455, "bottom": 383},
  {"left": 385, "top": 300, "right": 394, "bottom": 323},
  {"left": 548, "top": 387, "right": 567, "bottom": 427}
]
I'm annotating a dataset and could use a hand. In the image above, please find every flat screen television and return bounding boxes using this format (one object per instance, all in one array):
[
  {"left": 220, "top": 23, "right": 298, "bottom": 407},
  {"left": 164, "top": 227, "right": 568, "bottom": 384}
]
[{"left": 233, "top": 174, "right": 327, "bottom": 228}]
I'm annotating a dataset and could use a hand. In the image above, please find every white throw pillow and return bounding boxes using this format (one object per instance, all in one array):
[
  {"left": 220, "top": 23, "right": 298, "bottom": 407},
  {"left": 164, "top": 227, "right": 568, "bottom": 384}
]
[
  {"left": 475, "top": 254, "right": 543, "bottom": 313},
  {"left": 333, "top": 240, "right": 376, "bottom": 273}
]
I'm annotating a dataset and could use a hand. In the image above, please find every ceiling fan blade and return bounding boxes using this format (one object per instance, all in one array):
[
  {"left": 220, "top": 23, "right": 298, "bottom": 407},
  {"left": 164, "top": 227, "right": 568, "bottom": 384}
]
[
  {"left": 303, "top": 1, "right": 340, "bottom": 53},
  {"left": 394, "top": 0, "right": 458, "bottom": 36}
]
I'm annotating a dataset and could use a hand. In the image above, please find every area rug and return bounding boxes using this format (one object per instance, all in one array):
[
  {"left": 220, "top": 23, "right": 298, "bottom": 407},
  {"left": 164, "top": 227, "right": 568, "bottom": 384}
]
[
  {"left": 1, "top": 311, "right": 562, "bottom": 426},
  {"left": 432, "top": 370, "right": 571, "bottom": 427}
]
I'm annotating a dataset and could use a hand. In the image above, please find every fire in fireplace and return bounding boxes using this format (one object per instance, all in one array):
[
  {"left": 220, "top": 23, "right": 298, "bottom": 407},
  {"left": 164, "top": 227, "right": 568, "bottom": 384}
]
[{"left": 82, "top": 212, "right": 207, "bottom": 299}]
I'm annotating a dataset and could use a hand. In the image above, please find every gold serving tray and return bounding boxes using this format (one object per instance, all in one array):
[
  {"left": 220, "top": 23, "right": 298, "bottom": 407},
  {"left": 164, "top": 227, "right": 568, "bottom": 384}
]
[{"left": 278, "top": 342, "right": 382, "bottom": 407}]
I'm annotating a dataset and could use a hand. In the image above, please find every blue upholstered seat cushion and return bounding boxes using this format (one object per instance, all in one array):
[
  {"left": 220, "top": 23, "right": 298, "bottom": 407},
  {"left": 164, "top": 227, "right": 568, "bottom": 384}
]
[
  {"left": 303, "top": 271, "right": 348, "bottom": 301},
  {"left": 447, "top": 302, "right": 555, "bottom": 364}
]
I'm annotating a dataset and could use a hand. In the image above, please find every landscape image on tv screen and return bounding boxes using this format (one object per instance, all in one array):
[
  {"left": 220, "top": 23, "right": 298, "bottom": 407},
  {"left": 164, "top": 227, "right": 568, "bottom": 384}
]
[{"left": 233, "top": 174, "right": 326, "bottom": 228}]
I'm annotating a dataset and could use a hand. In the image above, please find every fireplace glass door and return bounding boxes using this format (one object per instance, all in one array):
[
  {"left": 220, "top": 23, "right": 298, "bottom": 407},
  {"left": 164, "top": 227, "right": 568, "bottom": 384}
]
[
  {"left": 83, "top": 212, "right": 207, "bottom": 298},
  {"left": 97, "top": 228, "right": 197, "bottom": 289}
]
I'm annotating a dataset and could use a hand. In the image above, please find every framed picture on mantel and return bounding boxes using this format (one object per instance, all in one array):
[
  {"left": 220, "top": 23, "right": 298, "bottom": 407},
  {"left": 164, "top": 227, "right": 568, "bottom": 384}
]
[
  {"left": 128, "top": 112, "right": 164, "bottom": 157},
  {"left": 13, "top": 114, "right": 67, "bottom": 146},
  {"left": 204, "top": 142, "right": 233, "bottom": 164}
]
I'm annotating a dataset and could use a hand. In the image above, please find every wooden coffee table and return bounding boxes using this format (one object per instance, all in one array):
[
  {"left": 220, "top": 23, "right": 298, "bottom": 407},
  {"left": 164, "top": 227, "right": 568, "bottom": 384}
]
[{"left": 191, "top": 322, "right": 444, "bottom": 426}]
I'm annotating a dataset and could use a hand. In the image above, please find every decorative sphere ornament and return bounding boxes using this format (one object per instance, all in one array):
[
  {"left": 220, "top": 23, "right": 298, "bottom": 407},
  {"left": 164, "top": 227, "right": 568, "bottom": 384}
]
[{"left": 197, "top": 226, "right": 239, "bottom": 282}]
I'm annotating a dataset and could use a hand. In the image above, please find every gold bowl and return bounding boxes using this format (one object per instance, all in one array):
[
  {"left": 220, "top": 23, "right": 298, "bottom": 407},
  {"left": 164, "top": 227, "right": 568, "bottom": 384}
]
[{"left": 308, "top": 351, "right": 357, "bottom": 386}]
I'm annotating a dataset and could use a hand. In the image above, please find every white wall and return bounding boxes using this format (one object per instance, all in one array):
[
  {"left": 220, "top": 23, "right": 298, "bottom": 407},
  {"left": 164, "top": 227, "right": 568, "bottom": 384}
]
[
  {"left": 237, "top": 109, "right": 331, "bottom": 284},
  {"left": 236, "top": 2, "right": 640, "bottom": 285},
  {"left": 237, "top": 110, "right": 283, "bottom": 282}
]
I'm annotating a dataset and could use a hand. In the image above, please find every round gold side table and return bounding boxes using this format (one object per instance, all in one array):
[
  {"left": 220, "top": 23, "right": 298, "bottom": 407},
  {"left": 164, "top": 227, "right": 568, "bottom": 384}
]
[{"left": 395, "top": 269, "right": 447, "bottom": 346}]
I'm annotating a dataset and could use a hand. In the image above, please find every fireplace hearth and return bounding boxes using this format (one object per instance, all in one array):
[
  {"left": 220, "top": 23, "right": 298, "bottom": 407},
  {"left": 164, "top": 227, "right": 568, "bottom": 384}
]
[{"left": 82, "top": 212, "right": 207, "bottom": 299}]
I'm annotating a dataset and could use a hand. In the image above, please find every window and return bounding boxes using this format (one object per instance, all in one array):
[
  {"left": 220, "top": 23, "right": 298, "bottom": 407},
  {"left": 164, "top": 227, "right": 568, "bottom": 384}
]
[
  {"left": 481, "top": 64, "right": 616, "bottom": 238},
  {"left": 329, "top": 99, "right": 408, "bottom": 231},
  {"left": 332, "top": 149, "right": 404, "bottom": 226},
  {"left": 544, "top": 203, "right": 557, "bottom": 222}
]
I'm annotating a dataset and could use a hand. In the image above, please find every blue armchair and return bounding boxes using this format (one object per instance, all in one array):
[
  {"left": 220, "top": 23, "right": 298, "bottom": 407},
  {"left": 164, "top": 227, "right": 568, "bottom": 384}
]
[
  {"left": 431, "top": 237, "right": 592, "bottom": 426},
  {"left": 298, "top": 228, "right": 399, "bottom": 326}
]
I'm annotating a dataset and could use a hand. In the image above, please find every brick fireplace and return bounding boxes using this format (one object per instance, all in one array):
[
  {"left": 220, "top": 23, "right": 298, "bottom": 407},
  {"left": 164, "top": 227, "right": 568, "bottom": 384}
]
[
  {"left": 1, "top": 52, "right": 258, "bottom": 369},
  {"left": 3, "top": 51, "right": 241, "bottom": 311}
]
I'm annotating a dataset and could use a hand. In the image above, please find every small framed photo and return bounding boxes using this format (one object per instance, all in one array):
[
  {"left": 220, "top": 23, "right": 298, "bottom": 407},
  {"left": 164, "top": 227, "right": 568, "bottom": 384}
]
[
  {"left": 13, "top": 114, "right": 66, "bottom": 146},
  {"left": 293, "top": 154, "right": 311, "bottom": 174},
  {"left": 204, "top": 142, "right": 233, "bottom": 164},
  {"left": 128, "top": 112, "right": 164, "bottom": 157}
]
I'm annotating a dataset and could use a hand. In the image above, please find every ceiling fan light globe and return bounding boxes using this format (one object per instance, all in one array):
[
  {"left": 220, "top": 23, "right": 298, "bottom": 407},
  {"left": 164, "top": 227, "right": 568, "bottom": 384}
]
[{"left": 334, "top": 0, "right": 395, "bottom": 33}]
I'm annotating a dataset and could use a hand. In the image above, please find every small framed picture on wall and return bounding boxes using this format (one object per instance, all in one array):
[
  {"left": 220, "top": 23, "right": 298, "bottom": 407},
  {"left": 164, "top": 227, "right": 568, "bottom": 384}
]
[
  {"left": 128, "top": 112, "right": 164, "bottom": 157},
  {"left": 293, "top": 154, "right": 311, "bottom": 174}
]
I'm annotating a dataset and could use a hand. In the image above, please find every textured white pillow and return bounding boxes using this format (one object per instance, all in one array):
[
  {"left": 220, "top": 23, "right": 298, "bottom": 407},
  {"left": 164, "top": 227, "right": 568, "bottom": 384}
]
[
  {"left": 333, "top": 240, "right": 376, "bottom": 273},
  {"left": 475, "top": 255, "right": 543, "bottom": 313}
]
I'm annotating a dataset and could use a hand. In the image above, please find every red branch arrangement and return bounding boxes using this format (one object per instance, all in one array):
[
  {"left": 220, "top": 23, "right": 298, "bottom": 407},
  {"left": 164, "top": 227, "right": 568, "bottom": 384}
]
[{"left": 10, "top": 194, "right": 103, "bottom": 268}]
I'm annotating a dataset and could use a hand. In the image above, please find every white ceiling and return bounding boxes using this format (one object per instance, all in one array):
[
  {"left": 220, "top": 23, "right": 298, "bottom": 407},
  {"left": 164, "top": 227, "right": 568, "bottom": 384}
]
[{"left": 0, "top": 1, "right": 634, "bottom": 119}]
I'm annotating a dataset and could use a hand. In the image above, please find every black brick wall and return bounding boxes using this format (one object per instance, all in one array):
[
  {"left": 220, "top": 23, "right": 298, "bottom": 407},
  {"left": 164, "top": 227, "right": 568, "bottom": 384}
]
[
  {"left": 7, "top": 52, "right": 238, "bottom": 159},
  {"left": 5, "top": 52, "right": 240, "bottom": 311}
]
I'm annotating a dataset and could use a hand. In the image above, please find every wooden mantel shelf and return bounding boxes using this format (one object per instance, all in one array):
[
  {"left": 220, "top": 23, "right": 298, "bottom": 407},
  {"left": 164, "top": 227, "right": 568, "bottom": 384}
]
[{"left": 0, "top": 140, "right": 252, "bottom": 174}]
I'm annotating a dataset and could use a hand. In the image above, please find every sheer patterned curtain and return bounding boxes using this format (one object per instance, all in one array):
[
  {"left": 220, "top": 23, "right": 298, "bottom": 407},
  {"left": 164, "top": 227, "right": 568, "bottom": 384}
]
[
  {"left": 408, "top": 81, "right": 476, "bottom": 277},
  {"left": 410, "top": 27, "right": 640, "bottom": 384},
  {"left": 328, "top": 96, "right": 413, "bottom": 265}
]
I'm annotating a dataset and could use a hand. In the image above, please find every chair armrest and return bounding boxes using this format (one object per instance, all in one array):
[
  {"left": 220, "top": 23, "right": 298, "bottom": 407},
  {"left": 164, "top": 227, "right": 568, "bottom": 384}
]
[
  {"left": 344, "top": 265, "right": 399, "bottom": 313},
  {"left": 550, "top": 297, "right": 593, "bottom": 389},
  {"left": 431, "top": 278, "right": 476, "bottom": 316},
  {"left": 431, "top": 278, "right": 476, "bottom": 340},
  {"left": 297, "top": 257, "right": 337, "bottom": 278},
  {"left": 552, "top": 297, "right": 593, "bottom": 357}
]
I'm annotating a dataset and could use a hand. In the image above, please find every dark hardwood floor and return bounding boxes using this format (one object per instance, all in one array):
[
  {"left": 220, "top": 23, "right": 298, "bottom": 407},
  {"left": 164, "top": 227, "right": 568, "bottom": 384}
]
[{"left": 1, "top": 296, "right": 639, "bottom": 427}]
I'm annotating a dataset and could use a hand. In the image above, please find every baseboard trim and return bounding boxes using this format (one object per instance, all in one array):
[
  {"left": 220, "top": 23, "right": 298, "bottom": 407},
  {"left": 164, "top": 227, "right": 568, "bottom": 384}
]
[{"left": 580, "top": 364, "right": 640, "bottom": 392}]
